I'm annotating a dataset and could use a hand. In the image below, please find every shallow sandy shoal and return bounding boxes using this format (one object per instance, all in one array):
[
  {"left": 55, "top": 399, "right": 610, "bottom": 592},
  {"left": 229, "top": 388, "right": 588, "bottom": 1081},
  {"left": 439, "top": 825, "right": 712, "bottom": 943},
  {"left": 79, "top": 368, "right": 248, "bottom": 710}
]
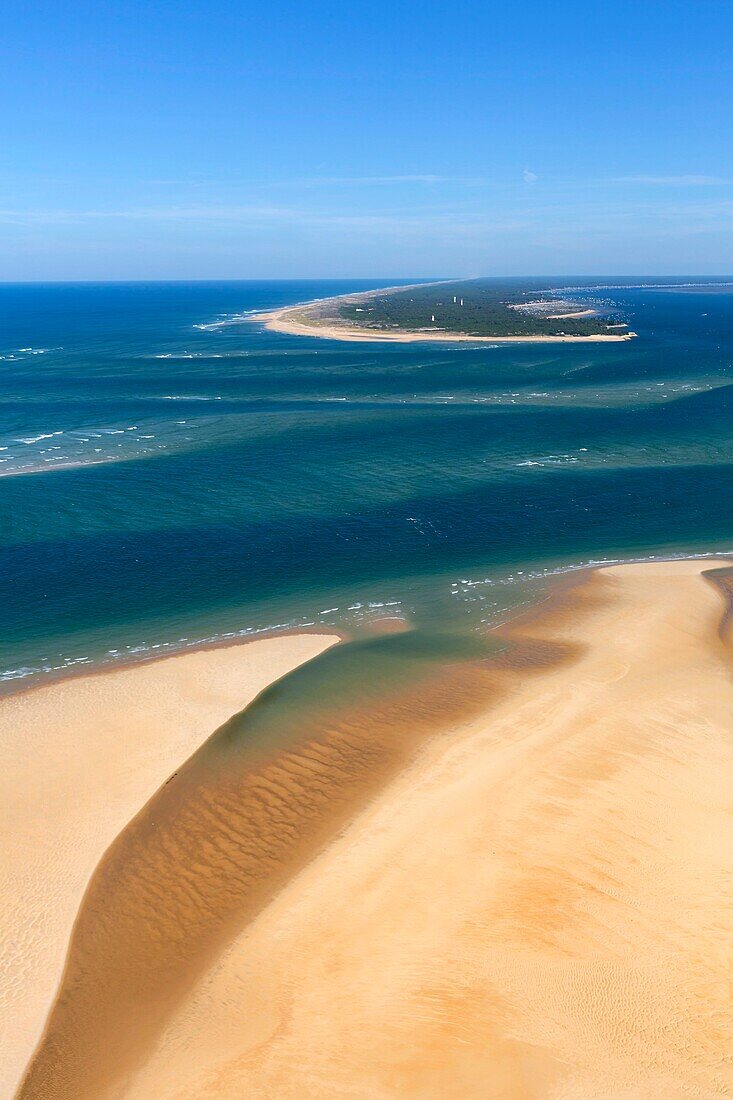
[
  {"left": 122, "top": 560, "right": 733, "bottom": 1099},
  {"left": 0, "top": 633, "right": 338, "bottom": 1097}
]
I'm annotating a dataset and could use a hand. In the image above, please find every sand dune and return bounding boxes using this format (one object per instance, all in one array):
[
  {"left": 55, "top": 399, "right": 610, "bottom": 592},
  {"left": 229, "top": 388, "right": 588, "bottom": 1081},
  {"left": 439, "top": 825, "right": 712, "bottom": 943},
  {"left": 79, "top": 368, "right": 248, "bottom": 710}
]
[
  {"left": 13, "top": 560, "right": 733, "bottom": 1098},
  {"left": 0, "top": 634, "right": 338, "bottom": 1098}
]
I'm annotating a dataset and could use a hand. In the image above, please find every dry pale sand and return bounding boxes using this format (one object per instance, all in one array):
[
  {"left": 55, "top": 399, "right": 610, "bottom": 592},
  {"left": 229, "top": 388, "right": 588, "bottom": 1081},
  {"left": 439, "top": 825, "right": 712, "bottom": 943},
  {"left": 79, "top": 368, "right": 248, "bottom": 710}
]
[
  {"left": 114, "top": 560, "right": 730, "bottom": 1100},
  {"left": 545, "top": 309, "right": 599, "bottom": 320},
  {"left": 256, "top": 305, "right": 635, "bottom": 343},
  {"left": 0, "top": 634, "right": 338, "bottom": 1099}
]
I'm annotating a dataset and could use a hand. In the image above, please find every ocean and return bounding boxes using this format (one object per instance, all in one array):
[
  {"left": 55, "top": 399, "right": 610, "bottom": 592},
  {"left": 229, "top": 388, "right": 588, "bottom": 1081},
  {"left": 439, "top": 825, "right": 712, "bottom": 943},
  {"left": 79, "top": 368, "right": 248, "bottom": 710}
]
[{"left": 2, "top": 277, "right": 733, "bottom": 688}]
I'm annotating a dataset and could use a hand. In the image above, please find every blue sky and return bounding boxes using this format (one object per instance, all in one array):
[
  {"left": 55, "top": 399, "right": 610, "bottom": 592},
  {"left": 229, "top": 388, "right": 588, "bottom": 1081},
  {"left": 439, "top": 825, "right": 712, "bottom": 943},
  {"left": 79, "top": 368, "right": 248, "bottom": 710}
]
[{"left": 2, "top": 0, "right": 733, "bottom": 279}]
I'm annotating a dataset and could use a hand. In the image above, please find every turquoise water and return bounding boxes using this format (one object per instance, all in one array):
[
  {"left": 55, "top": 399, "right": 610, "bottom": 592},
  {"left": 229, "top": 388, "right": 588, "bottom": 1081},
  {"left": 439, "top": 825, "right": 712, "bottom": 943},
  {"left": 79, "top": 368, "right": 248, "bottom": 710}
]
[{"left": 2, "top": 278, "right": 733, "bottom": 686}]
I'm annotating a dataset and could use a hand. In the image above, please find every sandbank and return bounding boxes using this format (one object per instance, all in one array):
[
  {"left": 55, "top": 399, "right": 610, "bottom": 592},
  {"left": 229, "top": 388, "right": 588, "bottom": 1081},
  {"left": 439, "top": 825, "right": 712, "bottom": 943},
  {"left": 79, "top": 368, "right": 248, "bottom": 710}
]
[
  {"left": 545, "top": 308, "right": 598, "bottom": 319},
  {"left": 119, "top": 559, "right": 733, "bottom": 1099},
  {"left": 14, "top": 560, "right": 733, "bottom": 1097},
  {"left": 0, "top": 634, "right": 338, "bottom": 1098}
]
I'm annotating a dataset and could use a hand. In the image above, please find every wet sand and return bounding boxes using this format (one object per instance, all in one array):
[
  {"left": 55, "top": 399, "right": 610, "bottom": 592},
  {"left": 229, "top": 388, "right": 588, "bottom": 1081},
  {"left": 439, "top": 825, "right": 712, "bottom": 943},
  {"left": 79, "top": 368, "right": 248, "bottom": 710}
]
[
  {"left": 13, "top": 560, "right": 733, "bottom": 1098},
  {"left": 0, "top": 634, "right": 339, "bottom": 1098}
]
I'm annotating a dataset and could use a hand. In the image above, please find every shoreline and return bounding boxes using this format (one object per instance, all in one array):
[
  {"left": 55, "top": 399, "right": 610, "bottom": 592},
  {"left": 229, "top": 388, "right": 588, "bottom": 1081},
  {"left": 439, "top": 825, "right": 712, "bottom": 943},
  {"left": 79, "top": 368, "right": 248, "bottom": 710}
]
[
  {"left": 5, "top": 546, "right": 733, "bottom": 698},
  {"left": 10, "top": 555, "right": 733, "bottom": 1097},
  {"left": 0, "top": 624, "right": 349, "bottom": 699}
]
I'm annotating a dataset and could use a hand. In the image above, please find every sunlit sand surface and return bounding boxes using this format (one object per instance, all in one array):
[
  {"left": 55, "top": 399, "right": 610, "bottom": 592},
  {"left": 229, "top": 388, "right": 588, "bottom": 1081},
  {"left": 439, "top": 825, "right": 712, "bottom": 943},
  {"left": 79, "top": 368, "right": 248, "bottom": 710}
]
[
  {"left": 15, "top": 561, "right": 733, "bottom": 1098},
  {"left": 0, "top": 634, "right": 338, "bottom": 1098}
]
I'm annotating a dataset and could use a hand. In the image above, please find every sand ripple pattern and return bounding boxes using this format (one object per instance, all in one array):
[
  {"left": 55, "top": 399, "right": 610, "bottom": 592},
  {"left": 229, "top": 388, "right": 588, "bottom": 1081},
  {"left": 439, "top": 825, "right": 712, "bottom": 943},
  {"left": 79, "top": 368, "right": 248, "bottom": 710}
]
[{"left": 18, "top": 631, "right": 529, "bottom": 1099}]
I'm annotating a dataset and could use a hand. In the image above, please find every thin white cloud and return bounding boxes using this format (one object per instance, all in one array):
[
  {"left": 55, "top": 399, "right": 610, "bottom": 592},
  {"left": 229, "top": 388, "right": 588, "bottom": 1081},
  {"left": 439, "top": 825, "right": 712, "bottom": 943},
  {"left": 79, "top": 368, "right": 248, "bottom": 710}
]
[
  {"left": 0, "top": 204, "right": 528, "bottom": 236},
  {"left": 300, "top": 174, "right": 496, "bottom": 187},
  {"left": 0, "top": 204, "right": 298, "bottom": 225},
  {"left": 523, "top": 169, "right": 538, "bottom": 184},
  {"left": 5, "top": 193, "right": 733, "bottom": 243},
  {"left": 311, "top": 174, "right": 447, "bottom": 184},
  {"left": 141, "top": 174, "right": 487, "bottom": 188},
  {"left": 612, "top": 175, "right": 730, "bottom": 186}
]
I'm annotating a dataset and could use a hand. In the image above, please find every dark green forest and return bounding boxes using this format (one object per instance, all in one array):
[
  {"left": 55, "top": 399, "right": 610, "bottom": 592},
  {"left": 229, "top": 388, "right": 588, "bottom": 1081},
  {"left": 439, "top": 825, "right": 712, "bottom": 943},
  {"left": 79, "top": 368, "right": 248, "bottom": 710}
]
[{"left": 336, "top": 279, "right": 624, "bottom": 337}]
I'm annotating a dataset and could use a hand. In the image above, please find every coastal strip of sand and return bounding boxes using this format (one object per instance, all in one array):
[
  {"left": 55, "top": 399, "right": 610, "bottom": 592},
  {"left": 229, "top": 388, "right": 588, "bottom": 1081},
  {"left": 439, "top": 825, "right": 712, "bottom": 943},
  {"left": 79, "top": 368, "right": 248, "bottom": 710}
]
[
  {"left": 117, "top": 560, "right": 733, "bottom": 1100},
  {"left": 545, "top": 308, "right": 598, "bottom": 319},
  {"left": 12, "top": 559, "right": 733, "bottom": 1098},
  {"left": 255, "top": 303, "right": 636, "bottom": 343},
  {"left": 0, "top": 633, "right": 339, "bottom": 1099}
]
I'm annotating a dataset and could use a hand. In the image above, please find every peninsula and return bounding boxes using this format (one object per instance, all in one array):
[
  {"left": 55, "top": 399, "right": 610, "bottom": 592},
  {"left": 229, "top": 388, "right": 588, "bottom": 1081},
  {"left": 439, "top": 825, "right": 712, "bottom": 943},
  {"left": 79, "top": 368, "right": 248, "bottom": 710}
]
[{"left": 254, "top": 278, "right": 638, "bottom": 343}]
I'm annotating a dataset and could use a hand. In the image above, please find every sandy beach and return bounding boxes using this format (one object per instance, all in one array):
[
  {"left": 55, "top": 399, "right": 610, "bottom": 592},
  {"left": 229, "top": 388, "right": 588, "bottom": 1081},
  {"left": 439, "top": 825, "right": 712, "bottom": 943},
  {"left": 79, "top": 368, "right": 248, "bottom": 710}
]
[
  {"left": 545, "top": 308, "right": 599, "bottom": 319},
  {"left": 9, "top": 559, "right": 733, "bottom": 1098},
  {"left": 255, "top": 303, "right": 636, "bottom": 343},
  {"left": 0, "top": 634, "right": 339, "bottom": 1099}
]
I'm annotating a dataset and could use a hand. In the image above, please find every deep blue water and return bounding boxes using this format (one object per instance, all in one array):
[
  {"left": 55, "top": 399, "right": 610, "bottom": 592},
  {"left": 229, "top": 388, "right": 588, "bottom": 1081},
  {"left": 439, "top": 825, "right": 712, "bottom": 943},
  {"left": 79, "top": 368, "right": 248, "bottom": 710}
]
[{"left": 1, "top": 278, "right": 733, "bottom": 685}]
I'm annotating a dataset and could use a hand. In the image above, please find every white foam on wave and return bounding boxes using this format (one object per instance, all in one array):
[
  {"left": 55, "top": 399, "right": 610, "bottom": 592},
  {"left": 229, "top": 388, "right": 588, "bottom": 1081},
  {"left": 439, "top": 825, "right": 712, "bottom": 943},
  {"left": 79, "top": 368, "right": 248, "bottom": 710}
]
[
  {"left": 193, "top": 309, "right": 261, "bottom": 331},
  {"left": 0, "top": 346, "right": 60, "bottom": 360},
  {"left": 0, "top": 597, "right": 407, "bottom": 686},
  {"left": 515, "top": 452, "right": 582, "bottom": 468},
  {"left": 0, "top": 412, "right": 210, "bottom": 478},
  {"left": 449, "top": 548, "right": 733, "bottom": 601},
  {"left": 0, "top": 455, "right": 122, "bottom": 479},
  {"left": 159, "top": 394, "right": 223, "bottom": 401},
  {"left": 150, "top": 352, "right": 249, "bottom": 359},
  {"left": 17, "top": 431, "right": 64, "bottom": 444}
]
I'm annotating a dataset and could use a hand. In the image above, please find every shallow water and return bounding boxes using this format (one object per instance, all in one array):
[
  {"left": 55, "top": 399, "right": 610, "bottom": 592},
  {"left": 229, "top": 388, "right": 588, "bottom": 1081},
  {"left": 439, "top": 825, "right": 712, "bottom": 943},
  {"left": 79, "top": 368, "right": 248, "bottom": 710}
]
[{"left": 2, "top": 277, "right": 733, "bottom": 686}]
